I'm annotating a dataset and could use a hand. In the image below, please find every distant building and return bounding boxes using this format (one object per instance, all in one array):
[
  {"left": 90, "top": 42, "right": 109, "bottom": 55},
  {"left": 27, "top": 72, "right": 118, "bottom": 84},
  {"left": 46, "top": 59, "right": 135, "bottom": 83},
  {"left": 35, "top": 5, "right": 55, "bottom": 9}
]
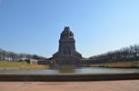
[
  {"left": 29, "top": 59, "right": 38, "bottom": 64},
  {"left": 51, "top": 26, "right": 82, "bottom": 68}
]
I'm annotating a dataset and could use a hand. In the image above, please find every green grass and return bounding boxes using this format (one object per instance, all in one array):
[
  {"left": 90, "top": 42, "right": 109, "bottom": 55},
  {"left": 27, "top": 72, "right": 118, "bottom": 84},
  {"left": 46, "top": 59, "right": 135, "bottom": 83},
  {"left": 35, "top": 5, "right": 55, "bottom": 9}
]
[{"left": 0, "top": 61, "right": 49, "bottom": 70}]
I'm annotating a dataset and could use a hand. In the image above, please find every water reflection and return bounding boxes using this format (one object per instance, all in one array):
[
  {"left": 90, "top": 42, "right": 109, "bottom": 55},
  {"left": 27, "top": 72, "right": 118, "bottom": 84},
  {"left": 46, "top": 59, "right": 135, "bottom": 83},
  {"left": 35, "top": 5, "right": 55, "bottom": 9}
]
[
  {"left": 58, "top": 67, "right": 75, "bottom": 73},
  {"left": 0, "top": 67, "right": 139, "bottom": 75}
]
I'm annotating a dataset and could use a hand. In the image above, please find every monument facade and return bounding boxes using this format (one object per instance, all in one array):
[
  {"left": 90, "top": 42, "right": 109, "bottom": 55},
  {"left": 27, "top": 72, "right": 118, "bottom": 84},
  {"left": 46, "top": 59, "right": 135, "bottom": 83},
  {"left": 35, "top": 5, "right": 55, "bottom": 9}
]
[{"left": 52, "top": 26, "right": 82, "bottom": 67}]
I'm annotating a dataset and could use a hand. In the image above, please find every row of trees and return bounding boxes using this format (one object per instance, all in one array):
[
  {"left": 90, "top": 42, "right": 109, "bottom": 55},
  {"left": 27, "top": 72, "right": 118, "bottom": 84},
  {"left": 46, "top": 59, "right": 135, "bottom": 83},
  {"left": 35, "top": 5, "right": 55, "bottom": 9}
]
[
  {"left": 0, "top": 49, "right": 46, "bottom": 62},
  {"left": 89, "top": 45, "right": 139, "bottom": 64}
]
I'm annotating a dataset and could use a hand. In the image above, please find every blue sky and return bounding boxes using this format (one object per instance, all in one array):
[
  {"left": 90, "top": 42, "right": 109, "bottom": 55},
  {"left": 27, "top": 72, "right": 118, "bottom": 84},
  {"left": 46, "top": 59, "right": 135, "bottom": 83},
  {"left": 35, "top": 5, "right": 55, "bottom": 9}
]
[{"left": 0, "top": 0, "right": 139, "bottom": 58}]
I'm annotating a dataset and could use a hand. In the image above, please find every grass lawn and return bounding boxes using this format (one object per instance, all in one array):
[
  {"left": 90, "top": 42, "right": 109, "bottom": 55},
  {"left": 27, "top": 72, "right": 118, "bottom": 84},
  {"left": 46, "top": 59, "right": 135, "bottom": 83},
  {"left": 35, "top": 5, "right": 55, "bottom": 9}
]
[
  {"left": 0, "top": 61, "right": 49, "bottom": 70},
  {"left": 90, "top": 61, "right": 139, "bottom": 68}
]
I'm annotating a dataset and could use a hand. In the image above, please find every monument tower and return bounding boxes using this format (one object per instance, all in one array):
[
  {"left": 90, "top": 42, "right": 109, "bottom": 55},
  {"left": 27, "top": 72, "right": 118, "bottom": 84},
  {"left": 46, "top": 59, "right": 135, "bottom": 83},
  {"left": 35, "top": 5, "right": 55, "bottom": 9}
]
[{"left": 52, "top": 26, "right": 82, "bottom": 67}]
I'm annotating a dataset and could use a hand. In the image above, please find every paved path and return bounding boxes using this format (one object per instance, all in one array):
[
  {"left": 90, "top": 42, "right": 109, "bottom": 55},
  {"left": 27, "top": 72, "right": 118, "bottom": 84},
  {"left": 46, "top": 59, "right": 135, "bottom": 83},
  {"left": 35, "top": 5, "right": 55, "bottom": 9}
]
[{"left": 0, "top": 80, "right": 139, "bottom": 91}]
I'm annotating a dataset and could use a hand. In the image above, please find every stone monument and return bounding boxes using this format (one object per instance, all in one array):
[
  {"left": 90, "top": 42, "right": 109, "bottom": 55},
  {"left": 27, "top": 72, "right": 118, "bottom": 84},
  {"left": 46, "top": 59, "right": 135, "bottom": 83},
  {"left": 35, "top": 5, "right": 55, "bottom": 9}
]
[{"left": 52, "top": 26, "right": 82, "bottom": 67}]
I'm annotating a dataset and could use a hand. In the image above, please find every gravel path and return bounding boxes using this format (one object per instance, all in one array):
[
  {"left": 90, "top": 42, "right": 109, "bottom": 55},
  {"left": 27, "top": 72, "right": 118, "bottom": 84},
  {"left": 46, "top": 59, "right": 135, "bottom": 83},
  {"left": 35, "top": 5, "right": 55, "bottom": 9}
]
[{"left": 0, "top": 80, "right": 139, "bottom": 91}]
